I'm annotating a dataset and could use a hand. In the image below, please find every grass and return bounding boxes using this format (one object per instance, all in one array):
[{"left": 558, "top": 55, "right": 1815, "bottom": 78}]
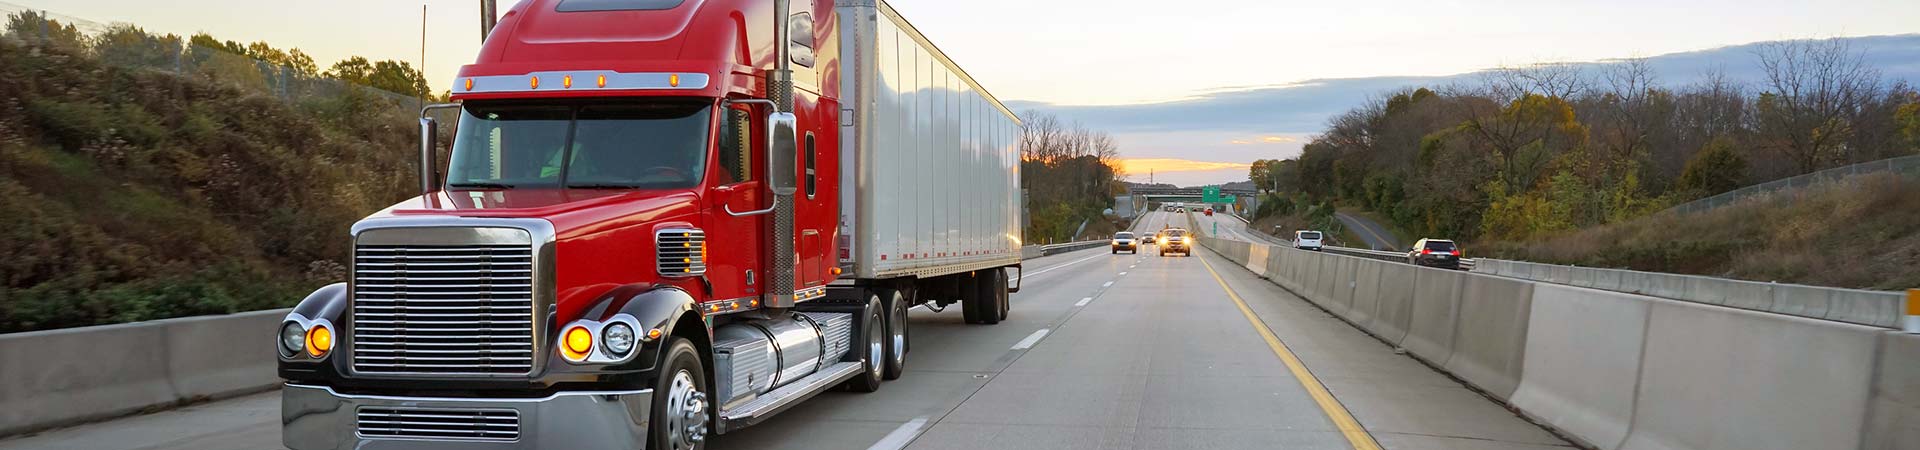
[{"left": 1482, "top": 172, "right": 1920, "bottom": 290}]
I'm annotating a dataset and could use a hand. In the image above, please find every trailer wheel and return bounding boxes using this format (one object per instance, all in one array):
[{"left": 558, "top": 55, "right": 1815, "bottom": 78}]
[
  {"left": 974, "top": 270, "right": 1001, "bottom": 325},
  {"left": 844, "top": 296, "right": 885, "bottom": 393},
  {"left": 649, "top": 338, "right": 709, "bottom": 450},
  {"left": 881, "top": 289, "right": 908, "bottom": 380},
  {"left": 960, "top": 274, "right": 987, "bottom": 324}
]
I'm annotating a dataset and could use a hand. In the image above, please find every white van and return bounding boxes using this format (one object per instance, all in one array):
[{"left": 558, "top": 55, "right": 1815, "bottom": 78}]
[{"left": 1294, "top": 230, "right": 1324, "bottom": 251}]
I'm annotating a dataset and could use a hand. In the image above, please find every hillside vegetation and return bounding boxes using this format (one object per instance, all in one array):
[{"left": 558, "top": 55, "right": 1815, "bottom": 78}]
[
  {"left": 0, "top": 12, "right": 427, "bottom": 332},
  {"left": 1484, "top": 173, "right": 1920, "bottom": 290},
  {"left": 1246, "top": 38, "right": 1919, "bottom": 287}
]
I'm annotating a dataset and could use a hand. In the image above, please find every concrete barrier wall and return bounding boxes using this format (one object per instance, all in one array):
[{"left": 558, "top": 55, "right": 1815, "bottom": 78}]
[
  {"left": 1623, "top": 299, "right": 1880, "bottom": 450},
  {"left": 0, "top": 308, "right": 288, "bottom": 437},
  {"left": 1476, "top": 258, "right": 1904, "bottom": 328},
  {"left": 1247, "top": 244, "right": 1270, "bottom": 277},
  {"left": 1196, "top": 237, "right": 1920, "bottom": 450},
  {"left": 1442, "top": 274, "right": 1534, "bottom": 400},
  {"left": 1510, "top": 285, "right": 1650, "bottom": 450},
  {"left": 1400, "top": 267, "right": 1464, "bottom": 363}
]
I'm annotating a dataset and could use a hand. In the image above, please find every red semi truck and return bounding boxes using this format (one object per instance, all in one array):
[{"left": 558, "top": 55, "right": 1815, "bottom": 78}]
[{"left": 276, "top": 0, "right": 1023, "bottom": 448}]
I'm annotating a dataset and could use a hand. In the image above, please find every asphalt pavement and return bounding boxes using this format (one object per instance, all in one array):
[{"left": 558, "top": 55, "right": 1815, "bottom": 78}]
[{"left": 0, "top": 211, "right": 1567, "bottom": 450}]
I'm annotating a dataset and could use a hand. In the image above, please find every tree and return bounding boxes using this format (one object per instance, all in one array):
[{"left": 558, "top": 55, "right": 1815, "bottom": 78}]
[
  {"left": 92, "top": 24, "right": 182, "bottom": 69},
  {"left": 1248, "top": 159, "right": 1274, "bottom": 193},
  {"left": 1752, "top": 38, "right": 1882, "bottom": 173},
  {"left": 1676, "top": 138, "right": 1749, "bottom": 197},
  {"left": 326, "top": 56, "right": 376, "bottom": 85},
  {"left": 5, "top": 10, "right": 85, "bottom": 49}
]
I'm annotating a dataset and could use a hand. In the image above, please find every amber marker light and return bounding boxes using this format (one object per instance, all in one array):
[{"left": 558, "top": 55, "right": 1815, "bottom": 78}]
[
  {"left": 596, "top": 75, "right": 607, "bottom": 88},
  {"left": 530, "top": 76, "right": 540, "bottom": 89},
  {"left": 646, "top": 328, "right": 663, "bottom": 341},
  {"left": 563, "top": 74, "right": 573, "bottom": 89},
  {"left": 562, "top": 326, "right": 593, "bottom": 360},
  {"left": 669, "top": 74, "right": 680, "bottom": 87},
  {"left": 463, "top": 78, "right": 474, "bottom": 91},
  {"left": 305, "top": 325, "right": 333, "bottom": 358}
]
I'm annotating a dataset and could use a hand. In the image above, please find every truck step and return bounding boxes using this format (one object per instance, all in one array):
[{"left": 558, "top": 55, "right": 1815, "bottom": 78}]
[{"left": 716, "top": 361, "right": 864, "bottom": 434}]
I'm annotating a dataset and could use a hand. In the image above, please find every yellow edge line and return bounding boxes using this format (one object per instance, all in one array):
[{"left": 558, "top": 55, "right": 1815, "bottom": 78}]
[{"left": 1200, "top": 254, "right": 1383, "bottom": 450}]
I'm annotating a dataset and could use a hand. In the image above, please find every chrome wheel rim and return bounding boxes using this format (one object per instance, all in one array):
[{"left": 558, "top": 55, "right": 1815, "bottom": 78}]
[
  {"left": 889, "top": 303, "right": 906, "bottom": 366},
  {"left": 869, "top": 312, "right": 885, "bottom": 378},
  {"left": 665, "top": 369, "right": 707, "bottom": 449}
]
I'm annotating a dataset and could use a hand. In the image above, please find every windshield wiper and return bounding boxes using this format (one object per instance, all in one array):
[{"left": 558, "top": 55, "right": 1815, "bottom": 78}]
[
  {"left": 448, "top": 182, "right": 516, "bottom": 189},
  {"left": 565, "top": 183, "right": 642, "bottom": 190}
]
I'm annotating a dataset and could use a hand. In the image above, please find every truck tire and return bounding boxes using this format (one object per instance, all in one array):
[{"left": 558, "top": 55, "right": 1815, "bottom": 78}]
[
  {"left": 649, "top": 338, "right": 709, "bottom": 450},
  {"left": 881, "top": 289, "right": 908, "bottom": 380},
  {"left": 844, "top": 296, "right": 885, "bottom": 393},
  {"left": 960, "top": 274, "right": 987, "bottom": 324},
  {"left": 974, "top": 270, "right": 1001, "bottom": 325}
]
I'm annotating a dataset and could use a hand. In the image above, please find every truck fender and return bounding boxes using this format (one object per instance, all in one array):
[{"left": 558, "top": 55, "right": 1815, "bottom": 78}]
[
  {"left": 613, "top": 286, "right": 702, "bottom": 374},
  {"left": 279, "top": 283, "right": 348, "bottom": 380}
]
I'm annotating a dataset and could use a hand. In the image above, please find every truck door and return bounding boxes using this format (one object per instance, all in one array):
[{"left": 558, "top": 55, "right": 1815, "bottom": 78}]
[{"left": 708, "top": 106, "right": 764, "bottom": 303}]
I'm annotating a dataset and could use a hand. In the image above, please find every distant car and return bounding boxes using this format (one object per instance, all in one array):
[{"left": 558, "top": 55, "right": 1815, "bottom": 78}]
[
  {"left": 1142, "top": 235, "right": 1155, "bottom": 244},
  {"left": 1293, "top": 230, "right": 1323, "bottom": 251},
  {"left": 1204, "top": 208, "right": 1213, "bottom": 216},
  {"left": 1407, "top": 238, "right": 1462, "bottom": 269},
  {"left": 1175, "top": 208, "right": 1187, "bottom": 214},
  {"left": 1111, "top": 232, "right": 1138, "bottom": 254},
  {"left": 1159, "top": 228, "right": 1192, "bottom": 256}
]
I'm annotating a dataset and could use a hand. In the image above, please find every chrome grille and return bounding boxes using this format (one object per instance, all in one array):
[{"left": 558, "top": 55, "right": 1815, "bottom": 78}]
[
  {"left": 352, "top": 243, "right": 536, "bottom": 375},
  {"left": 657, "top": 229, "right": 707, "bottom": 277},
  {"left": 357, "top": 407, "right": 519, "bottom": 441}
]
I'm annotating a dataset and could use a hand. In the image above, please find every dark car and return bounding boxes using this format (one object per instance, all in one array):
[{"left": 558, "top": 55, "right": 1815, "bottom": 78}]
[
  {"left": 1407, "top": 238, "right": 1462, "bottom": 269},
  {"left": 1111, "top": 231, "right": 1138, "bottom": 254}
]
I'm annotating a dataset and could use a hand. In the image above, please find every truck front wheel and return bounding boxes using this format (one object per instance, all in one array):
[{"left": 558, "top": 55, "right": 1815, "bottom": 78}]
[{"left": 650, "top": 338, "right": 709, "bottom": 450}]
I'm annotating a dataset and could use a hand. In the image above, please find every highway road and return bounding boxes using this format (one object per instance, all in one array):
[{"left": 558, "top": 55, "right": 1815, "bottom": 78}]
[
  {"left": 0, "top": 212, "right": 1569, "bottom": 450},
  {"left": 1335, "top": 212, "right": 1402, "bottom": 251}
]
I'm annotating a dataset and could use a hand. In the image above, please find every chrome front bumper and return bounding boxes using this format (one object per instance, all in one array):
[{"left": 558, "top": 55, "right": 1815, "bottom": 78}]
[{"left": 282, "top": 384, "right": 652, "bottom": 450}]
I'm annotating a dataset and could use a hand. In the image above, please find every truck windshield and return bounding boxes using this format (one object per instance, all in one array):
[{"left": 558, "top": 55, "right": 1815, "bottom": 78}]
[{"left": 446, "top": 100, "right": 711, "bottom": 190}]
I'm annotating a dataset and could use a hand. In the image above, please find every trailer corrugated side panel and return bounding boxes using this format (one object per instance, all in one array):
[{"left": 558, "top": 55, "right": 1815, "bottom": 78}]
[{"left": 837, "top": 0, "right": 1021, "bottom": 280}]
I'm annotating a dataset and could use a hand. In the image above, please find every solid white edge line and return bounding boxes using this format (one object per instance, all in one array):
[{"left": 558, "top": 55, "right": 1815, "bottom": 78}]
[
  {"left": 1075, "top": 297, "right": 1092, "bottom": 307},
  {"left": 1010, "top": 329, "right": 1050, "bottom": 350},
  {"left": 866, "top": 416, "right": 930, "bottom": 450}
]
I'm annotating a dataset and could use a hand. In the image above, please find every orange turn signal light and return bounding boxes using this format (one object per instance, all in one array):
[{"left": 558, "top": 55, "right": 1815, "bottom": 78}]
[
  {"left": 669, "top": 74, "right": 680, "bottom": 87},
  {"left": 306, "top": 325, "right": 333, "bottom": 358},
  {"left": 530, "top": 76, "right": 540, "bottom": 89},
  {"left": 562, "top": 326, "right": 592, "bottom": 360}
]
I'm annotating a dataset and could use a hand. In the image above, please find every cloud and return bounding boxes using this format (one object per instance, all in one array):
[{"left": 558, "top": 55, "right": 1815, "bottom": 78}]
[
  {"left": 1261, "top": 136, "right": 1297, "bottom": 143},
  {"left": 1119, "top": 158, "right": 1249, "bottom": 174},
  {"left": 1228, "top": 139, "right": 1252, "bottom": 145}
]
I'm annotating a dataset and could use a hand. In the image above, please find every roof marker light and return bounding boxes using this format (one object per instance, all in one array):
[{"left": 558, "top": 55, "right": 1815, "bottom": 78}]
[
  {"left": 463, "top": 78, "right": 473, "bottom": 91},
  {"left": 530, "top": 76, "right": 540, "bottom": 89},
  {"left": 669, "top": 74, "right": 680, "bottom": 87},
  {"left": 563, "top": 74, "right": 573, "bottom": 89},
  {"left": 597, "top": 75, "right": 607, "bottom": 88}
]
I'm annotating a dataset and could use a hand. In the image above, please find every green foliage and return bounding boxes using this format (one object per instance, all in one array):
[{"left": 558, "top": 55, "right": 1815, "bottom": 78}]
[
  {"left": 4, "top": 10, "right": 84, "bottom": 49},
  {"left": 0, "top": 19, "right": 426, "bottom": 332},
  {"left": 1676, "top": 138, "right": 1748, "bottom": 197}
]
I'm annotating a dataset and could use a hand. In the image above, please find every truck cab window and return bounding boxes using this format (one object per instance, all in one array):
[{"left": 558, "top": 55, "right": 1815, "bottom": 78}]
[
  {"left": 789, "top": 13, "right": 815, "bottom": 67},
  {"left": 719, "top": 108, "right": 752, "bottom": 184},
  {"left": 446, "top": 100, "right": 711, "bottom": 190},
  {"left": 555, "top": 0, "right": 686, "bottom": 12}
]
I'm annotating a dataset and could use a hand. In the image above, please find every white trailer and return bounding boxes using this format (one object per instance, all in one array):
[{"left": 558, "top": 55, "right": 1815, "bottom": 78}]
[{"left": 836, "top": 0, "right": 1024, "bottom": 281}]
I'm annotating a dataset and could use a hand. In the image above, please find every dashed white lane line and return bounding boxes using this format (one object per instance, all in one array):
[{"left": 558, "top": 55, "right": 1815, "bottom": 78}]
[
  {"left": 1021, "top": 253, "right": 1109, "bottom": 280},
  {"left": 1119, "top": 271, "right": 1128, "bottom": 276},
  {"left": 1011, "top": 329, "right": 1051, "bottom": 350},
  {"left": 1102, "top": 281, "right": 1114, "bottom": 287},
  {"left": 866, "top": 416, "right": 929, "bottom": 450},
  {"left": 1075, "top": 297, "right": 1092, "bottom": 307}
]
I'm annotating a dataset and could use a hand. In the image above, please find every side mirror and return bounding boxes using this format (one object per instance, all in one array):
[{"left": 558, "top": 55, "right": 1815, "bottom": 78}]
[
  {"left": 418, "top": 117, "right": 438, "bottom": 196},
  {"left": 765, "top": 112, "right": 799, "bottom": 196}
]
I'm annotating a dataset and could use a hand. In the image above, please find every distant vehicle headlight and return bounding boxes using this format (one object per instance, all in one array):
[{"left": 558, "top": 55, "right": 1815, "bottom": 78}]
[
  {"left": 603, "top": 322, "right": 636, "bottom": 357},
  {"left": 280, "top": 322, "right": 305, "bottom": 356}
]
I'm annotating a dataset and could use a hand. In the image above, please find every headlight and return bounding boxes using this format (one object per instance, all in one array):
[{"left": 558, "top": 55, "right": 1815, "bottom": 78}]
[
  {"left": 603, "top": 323, "right": 636, "bottom": 357},
  {"left": 280, "top": 322, "right": 306, "bottom": 356}
]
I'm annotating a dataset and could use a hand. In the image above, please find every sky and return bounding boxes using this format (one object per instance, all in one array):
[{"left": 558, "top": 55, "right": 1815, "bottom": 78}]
[{"left": 14, "top": 0, "right": 1920, "bottom": 186}]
